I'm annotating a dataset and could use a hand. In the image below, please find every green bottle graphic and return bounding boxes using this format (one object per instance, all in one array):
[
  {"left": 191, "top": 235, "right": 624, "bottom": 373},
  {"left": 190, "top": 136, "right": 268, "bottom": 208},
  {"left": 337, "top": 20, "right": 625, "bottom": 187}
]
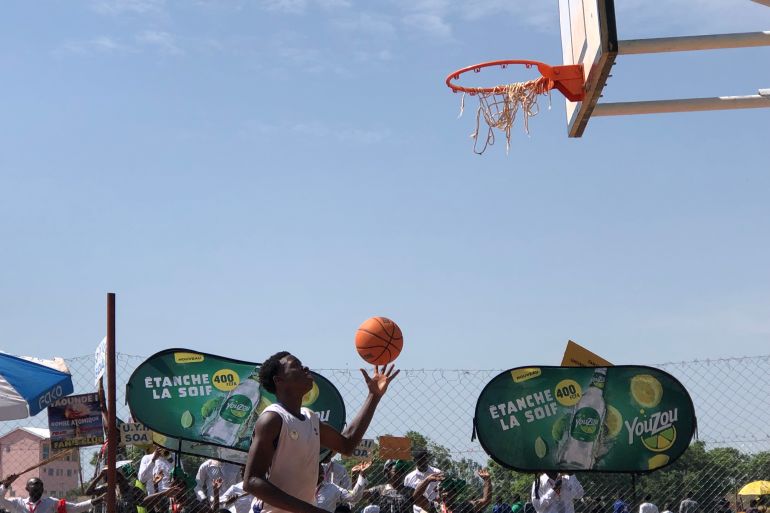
[
  {"left": 201, "top": 369, "right": 260, "bottom": 446},
  {"left": 557, "top": 368, "right": 607, "bottom": 469}
]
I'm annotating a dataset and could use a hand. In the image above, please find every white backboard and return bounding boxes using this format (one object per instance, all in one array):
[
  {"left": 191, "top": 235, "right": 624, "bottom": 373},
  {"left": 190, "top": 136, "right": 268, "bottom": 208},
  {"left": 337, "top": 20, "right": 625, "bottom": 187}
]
[{"left": 559, "top": 0, "right": 618, "bottom": 137}]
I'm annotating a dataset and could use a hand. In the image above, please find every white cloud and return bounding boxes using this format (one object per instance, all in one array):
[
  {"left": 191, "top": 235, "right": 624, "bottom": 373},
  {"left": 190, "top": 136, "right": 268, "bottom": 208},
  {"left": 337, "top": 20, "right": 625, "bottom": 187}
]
[
  {"left": 54, "top": 32, "right": 184, "bottom": 58},
  {"left": 258, "top": 0, "right": 353, "bottom": 14},
  {"left": 316, "top": 0, "right": 352, "bottom": 8},
  {"left": 54, "top": 36, "right": 131, "bottom": 56},
  {"left": 333, "top": 13, "right": 397, "bottom": 37},
  {"left": 91, "top": 0, "right": 165, "bottom": 15},
  {"left": 402, "top": 13, "right": 452, "bottom": 39},
  {"left": 260, "top": 0, "right": 308, "bottom": 14},
  {"left": 136, "top": 30, "right": 184, "bottom": 56}
]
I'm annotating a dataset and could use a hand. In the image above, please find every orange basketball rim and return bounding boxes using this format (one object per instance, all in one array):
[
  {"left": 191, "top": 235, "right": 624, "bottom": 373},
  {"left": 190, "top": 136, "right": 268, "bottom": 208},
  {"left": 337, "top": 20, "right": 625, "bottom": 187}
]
[{"left": 445, "top": 60, "right": 585, "bottom": 102}]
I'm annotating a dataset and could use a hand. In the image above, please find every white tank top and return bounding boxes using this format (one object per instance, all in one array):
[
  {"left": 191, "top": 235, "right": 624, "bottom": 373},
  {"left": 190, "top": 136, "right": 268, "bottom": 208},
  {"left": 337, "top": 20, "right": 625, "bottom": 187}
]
[{"left": 260, "top": 403, "right": 321, "bottom": 513}]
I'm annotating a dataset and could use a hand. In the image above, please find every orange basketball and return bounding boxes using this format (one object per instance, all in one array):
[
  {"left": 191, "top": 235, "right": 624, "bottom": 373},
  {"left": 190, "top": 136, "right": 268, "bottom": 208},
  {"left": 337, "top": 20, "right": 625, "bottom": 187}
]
[{"left": 355, "top": 316, "right": 403, "bottom": 365}]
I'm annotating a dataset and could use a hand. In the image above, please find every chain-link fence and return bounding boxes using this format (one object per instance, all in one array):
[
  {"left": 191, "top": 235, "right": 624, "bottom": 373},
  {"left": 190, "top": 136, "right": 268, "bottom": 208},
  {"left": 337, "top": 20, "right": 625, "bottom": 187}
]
[{"left": 1, "top": 353, "right": 768, "bottom": 513}]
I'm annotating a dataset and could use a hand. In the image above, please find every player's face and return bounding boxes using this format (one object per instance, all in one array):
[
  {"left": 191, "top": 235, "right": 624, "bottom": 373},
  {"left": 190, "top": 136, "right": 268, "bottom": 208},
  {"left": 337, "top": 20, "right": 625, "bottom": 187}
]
[{"left": 278, "top": 355, "right": 314, "bottom": 394}]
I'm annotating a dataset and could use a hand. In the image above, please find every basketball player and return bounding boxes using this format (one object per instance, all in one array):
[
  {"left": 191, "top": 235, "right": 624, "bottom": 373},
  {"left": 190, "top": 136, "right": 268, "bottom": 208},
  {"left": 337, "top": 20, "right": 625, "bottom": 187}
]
[{"left": 243, "top": 352, "right": 398, "bottom": 513}]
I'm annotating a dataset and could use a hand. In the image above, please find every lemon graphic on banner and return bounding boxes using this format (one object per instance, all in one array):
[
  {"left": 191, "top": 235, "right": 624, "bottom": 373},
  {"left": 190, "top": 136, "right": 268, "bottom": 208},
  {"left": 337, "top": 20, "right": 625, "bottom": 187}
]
[
  {"left": 648, "top": 454, "right": 670, "bottom": 469},
  {"left": 551, "top": 415, "right": 569, "bottom": 441},
  {"left": 603, "top": 405, "right": 623, "bottom": 438},
  {"left": 630, "top": 374, "right": 663, "bottom": 408},
  {"left": 642, "top": 425, "right": 676, "bottom": 452}
]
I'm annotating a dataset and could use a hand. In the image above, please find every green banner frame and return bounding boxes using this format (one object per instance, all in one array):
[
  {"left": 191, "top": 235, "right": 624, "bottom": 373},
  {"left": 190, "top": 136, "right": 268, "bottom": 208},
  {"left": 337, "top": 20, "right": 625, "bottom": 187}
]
[
  {"left": 474, "top": 365, "right": 696, "bottom": 473},
  {"left": 126, "top": 349, "right": 346, "bottom": 463}
]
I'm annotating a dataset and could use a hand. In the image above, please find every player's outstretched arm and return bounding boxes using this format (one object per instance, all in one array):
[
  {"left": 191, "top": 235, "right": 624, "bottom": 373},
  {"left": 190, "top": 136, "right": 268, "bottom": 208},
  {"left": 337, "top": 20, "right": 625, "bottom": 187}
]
[
  {"left": 320, "top": 365, "right": 399, "bottom": 455},
  {"left": 244, "top": 412, "right": 325, "bottom": 513}
]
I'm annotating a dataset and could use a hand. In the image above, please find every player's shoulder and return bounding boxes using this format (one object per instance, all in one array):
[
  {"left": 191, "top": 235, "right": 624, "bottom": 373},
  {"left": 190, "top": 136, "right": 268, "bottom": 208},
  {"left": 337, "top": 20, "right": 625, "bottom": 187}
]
[
  {"left": 254, "top": 408, "right": 283, "bottom": 432},
  {"left": 300, "top": 407, "right": 318, "bottom": 418}
]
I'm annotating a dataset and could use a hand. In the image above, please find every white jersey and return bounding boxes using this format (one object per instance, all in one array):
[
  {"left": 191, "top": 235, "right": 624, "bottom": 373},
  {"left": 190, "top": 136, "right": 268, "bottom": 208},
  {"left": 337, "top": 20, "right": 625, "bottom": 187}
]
[
  {"left": 259, "top": 403, "right": 321, "bottom": 513},
  {"left": 404, "top": 466, "right": 441, "bottom": 513}
]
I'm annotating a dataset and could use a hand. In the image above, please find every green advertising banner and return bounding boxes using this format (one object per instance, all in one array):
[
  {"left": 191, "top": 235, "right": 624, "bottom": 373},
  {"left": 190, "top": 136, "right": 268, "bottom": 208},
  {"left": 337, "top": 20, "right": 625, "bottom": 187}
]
[
  {"left": 127, "top": 349, "right": 346, "bottom": 464},
  {"left": 474, "top": 366, "right": 696, "bottom": 473}
]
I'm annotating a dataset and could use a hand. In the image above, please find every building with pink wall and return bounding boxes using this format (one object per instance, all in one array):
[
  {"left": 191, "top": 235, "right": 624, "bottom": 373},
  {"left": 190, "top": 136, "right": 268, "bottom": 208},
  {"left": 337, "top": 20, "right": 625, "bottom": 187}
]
[{"left": 0, "top": 427, "right": 81, "bottom": 499}]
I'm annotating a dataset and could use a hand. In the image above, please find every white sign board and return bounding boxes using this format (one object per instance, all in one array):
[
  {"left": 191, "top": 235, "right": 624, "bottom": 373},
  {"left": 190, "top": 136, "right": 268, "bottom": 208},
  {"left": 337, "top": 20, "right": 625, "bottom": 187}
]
[
  {"left": 119, "top": 422, "right": 152, "bottom": 446},
  {"left": 351, "top": 438, "right": 375, "bottom": 460},
  {"left": 95, "top": 337, "right": 106, "bottom": 385}
]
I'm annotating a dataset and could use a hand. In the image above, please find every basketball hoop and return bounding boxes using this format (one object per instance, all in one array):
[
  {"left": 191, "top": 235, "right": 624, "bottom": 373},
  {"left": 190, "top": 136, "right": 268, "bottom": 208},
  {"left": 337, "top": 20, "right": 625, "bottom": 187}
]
[{"left": 445, "top": 60, "right": 585, "bottom": 154}]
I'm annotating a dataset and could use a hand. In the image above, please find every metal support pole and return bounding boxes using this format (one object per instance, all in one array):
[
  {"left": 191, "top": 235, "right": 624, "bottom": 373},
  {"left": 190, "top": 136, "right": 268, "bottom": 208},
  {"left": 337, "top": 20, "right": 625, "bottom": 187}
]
[
  {"left": 106, "top": 293, "right": 117, "bottom": 513},
  {"left": 618, "top": 31, "right": 770, "bottom": 55},
  {"left": 593, "top": 93, "right": 770, "bottom": 116}
]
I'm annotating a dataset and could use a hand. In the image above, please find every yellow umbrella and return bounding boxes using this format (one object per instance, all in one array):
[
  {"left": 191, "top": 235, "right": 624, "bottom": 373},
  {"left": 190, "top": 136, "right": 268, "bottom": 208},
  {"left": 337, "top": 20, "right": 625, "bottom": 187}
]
[{"left": 738, "top": 481, "right": 770, "bottom": 496}]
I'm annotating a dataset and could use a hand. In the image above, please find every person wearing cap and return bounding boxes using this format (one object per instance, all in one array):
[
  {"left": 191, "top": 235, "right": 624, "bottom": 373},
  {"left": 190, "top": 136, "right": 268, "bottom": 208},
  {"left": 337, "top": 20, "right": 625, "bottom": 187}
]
[
  {"left": 403, "top": 450, "right": 441, "bottom": 513},
  {"left": 364, "top": 460, "right": 418, "bottom": 513},
  {"left": 0, "top": 474, "right": 103, "bottom": 513},
  {"left": 413, "top": 469, "right": 491, "bottom": 513}
]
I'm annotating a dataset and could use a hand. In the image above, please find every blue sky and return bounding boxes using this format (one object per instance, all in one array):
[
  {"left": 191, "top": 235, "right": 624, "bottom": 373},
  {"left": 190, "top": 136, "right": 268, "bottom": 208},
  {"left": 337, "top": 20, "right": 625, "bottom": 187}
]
[{"left": 1, "top": 0, "right": 769, "bottom": 371}]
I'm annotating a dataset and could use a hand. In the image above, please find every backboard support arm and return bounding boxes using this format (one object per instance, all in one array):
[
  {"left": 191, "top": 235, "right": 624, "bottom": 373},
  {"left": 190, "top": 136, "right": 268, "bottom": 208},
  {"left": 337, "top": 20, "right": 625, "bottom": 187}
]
[
  {"left": 593, "top": 92, "right": 770, "bottom": 117},
  {"left": 617, "top": 31, "right": 770, "bottom": 55}
]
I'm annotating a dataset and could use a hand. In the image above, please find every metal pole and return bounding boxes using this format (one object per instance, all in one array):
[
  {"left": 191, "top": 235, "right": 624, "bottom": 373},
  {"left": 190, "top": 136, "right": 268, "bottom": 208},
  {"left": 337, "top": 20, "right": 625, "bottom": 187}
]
[
  {"left": 593, "top": 93, "right": 770, "bottom": 116},
  {"left": 106, "top": 293, "right": 117, "bottom": 513},
  {"left": 617, "top": 31, "right": 770, "bottom": 55}
]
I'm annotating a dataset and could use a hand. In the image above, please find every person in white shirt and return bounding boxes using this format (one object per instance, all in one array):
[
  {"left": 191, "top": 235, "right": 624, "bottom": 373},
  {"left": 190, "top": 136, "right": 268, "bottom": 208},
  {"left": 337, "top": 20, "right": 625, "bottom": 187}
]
[
  {"left": 530, "top": 473, "right": 584, "bottom": 513},
  {"left": 679, "top": 494, "right": 698, "bottom": 513},
  {"left": 315, "top": 461, "right": 369, "bottom": 512},
  {"left": 639, "top": 496, "right": 659, "bottom": 513},
  {"left": 196, "top": 460, "right": 242, "bottom": 502},
  {"left": 321, "top": 453, "right": 352, "bottom": 491},
  {"left": 0, "top": 475, "right": 101, "bottom": 513},
  {"left": 138, "top": 448, "right": 174, "bottom": 494},
  {"left": 220, "top": 481, "right": 254, "bottom": 513},
  {"left": 403, "top": 449, "right": 441, "bottom": 513}
]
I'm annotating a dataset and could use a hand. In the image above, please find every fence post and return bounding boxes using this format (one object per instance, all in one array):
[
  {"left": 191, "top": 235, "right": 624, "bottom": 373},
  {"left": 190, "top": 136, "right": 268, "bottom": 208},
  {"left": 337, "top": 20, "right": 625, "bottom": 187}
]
[{"left": 106, "top": 293, "right": 117, "bottom": 513}]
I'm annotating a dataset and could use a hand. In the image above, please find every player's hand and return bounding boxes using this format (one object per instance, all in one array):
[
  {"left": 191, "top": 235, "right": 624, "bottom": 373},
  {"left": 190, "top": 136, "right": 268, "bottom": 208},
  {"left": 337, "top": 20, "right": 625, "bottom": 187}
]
[
  {"left": 477, "top": 469, "right": 490, "bottom": 481},
  {"left": 91, "top": 494, "right": 107, "bottom": 505},
  {"left": 360, "top": 365, "right": 400, "bottom": 398},
  {"left": 425, "top": 473, "right": 445, "bottom": 483},
  {"left": 213, "top": 478, "right": 223, "bottom": 492},
  {"left": 351, "top": 461, "right": 372, "bottom": 476},
  {"left": 1, "top": 474, "right": 19, "bottom": 487}
]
